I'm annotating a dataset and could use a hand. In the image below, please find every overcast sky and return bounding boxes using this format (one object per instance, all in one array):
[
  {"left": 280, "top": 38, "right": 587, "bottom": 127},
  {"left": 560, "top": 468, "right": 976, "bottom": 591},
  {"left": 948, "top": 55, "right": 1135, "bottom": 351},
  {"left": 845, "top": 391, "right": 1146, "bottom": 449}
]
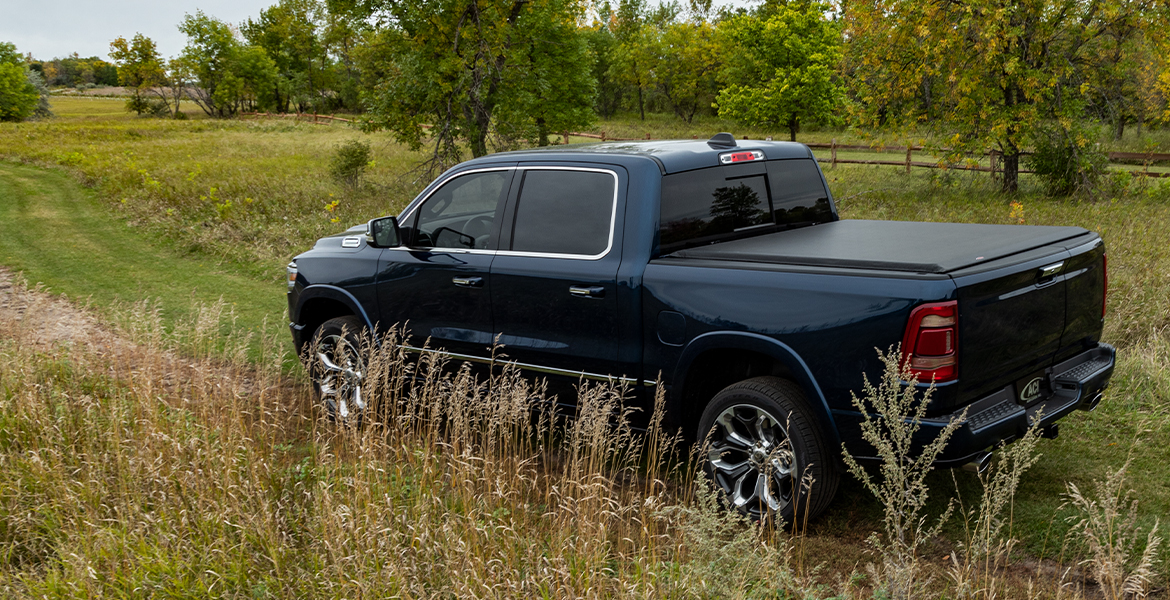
[{"left": 0, "top": 0, "right": 279, "bottom": 61}]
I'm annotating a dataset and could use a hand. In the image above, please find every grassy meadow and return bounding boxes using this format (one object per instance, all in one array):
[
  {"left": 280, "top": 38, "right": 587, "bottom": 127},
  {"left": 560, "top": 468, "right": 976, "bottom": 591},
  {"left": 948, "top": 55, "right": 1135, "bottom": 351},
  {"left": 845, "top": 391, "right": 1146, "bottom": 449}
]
[{"left": 0, "top": 96, "right": 1168, "bottom": 597}]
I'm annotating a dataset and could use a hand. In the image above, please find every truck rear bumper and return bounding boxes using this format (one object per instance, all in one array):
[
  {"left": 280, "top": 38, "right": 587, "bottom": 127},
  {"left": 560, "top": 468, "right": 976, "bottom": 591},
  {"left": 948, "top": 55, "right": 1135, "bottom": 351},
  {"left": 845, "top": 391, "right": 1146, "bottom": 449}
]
[{"left": 931, "top": 342, "right": 1115, "bottom": 467}]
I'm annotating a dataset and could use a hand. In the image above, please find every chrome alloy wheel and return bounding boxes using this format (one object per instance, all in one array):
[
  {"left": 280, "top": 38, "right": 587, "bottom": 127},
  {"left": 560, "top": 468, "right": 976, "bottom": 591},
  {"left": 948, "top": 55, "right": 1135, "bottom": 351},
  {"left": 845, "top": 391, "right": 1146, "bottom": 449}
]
[
  {"left": 707, "top": 403, "right": 796, "bottom": 518},
  {"left": 315, "top": 333, "right": 365, "bottom": 421}
]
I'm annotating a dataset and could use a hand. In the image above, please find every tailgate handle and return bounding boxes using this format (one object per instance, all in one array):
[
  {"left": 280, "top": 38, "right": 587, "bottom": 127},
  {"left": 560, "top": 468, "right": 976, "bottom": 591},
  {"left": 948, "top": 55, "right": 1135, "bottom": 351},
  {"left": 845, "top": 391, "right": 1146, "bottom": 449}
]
[{"left": 1039, "top": 262, "right": 1064, "bottom": 278}]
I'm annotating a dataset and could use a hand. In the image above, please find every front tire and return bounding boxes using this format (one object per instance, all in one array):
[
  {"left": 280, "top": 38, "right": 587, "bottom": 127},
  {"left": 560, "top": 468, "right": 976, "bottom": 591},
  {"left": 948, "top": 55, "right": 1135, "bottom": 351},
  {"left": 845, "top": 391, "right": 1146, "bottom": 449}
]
[
  {"left": 697, "top": 376, "right": 839, "bottom": 524},
  {"left": 308, "top": 315, "right": 368, "bottom": 424}
]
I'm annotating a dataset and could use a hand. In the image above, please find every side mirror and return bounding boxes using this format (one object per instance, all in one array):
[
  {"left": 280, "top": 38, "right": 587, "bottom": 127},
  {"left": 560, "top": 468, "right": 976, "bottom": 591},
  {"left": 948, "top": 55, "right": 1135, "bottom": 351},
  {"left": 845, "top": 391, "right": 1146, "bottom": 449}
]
[{"left": 366, "top": 216, "right": 401, "bottom": 248}]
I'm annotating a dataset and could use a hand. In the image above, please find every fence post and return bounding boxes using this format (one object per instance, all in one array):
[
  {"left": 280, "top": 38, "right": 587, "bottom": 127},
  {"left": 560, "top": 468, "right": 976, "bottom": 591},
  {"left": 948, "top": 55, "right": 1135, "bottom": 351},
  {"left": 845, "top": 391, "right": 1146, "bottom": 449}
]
[
  {"left": 831, "top": 138, "right": 838, "bottom": 170},
  {"left": 989, "top": 150, "right": 999, "bottom": 180},
  {"left": 601, "top": 131, "right": 606, "bottom": 142},
  {"left": 905, "top": 146, "right": 912, "bottom": 173}
]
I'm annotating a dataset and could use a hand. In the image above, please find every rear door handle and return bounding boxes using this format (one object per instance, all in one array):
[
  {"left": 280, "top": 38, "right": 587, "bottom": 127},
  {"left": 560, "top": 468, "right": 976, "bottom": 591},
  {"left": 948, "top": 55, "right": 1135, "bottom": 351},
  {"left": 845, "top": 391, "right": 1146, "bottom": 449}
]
[
  {"left": 569, "top": 285, "right": 605, "bottom": 298},
  {"left": 452, "top": 276, "right": 484, "bottom": 288}
]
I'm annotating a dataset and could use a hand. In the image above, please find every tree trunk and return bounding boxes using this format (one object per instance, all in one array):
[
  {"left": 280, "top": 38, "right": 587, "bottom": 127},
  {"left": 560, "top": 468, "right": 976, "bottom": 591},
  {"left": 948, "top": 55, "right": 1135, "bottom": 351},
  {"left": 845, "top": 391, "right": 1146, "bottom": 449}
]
[
  {"left": 1002, "top": 151, "right": 1020, "bottom": 193},
  {"left": 637, "top": 84, "right": 645, "bottom": 121},
  {"left": 788, "top": 115, "right": 798, "bottom": 142},
  {"left": 536, "top": 117, "right": 549, "bottom": 147},
  {"left": 1115, "top": 116, "right": 1125, "bottom": 141}
]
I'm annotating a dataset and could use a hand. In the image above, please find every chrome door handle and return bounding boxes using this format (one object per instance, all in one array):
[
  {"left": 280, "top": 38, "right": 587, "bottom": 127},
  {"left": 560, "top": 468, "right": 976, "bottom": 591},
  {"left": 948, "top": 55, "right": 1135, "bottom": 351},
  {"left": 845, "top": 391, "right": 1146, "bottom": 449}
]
[
  {"left": 452, "top": 276, "right": 484, "bottom": 288},
  {"left": 569, "top": 285, "right": 605, "bottom": 298}
]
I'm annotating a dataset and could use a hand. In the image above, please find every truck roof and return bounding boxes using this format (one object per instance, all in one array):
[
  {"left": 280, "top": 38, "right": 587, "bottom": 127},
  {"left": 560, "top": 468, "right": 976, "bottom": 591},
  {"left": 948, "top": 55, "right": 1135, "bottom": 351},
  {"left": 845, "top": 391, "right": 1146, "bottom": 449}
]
[{"left": 479, "top": 136, "right": 815, "bottom": 174}]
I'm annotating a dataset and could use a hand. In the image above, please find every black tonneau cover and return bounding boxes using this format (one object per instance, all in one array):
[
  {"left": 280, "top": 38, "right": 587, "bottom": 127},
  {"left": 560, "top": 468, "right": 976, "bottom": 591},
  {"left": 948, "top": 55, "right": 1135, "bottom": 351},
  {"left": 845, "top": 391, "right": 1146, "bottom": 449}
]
[{"left": 668, "top": 220, "right": 1091, "bottom": 274}]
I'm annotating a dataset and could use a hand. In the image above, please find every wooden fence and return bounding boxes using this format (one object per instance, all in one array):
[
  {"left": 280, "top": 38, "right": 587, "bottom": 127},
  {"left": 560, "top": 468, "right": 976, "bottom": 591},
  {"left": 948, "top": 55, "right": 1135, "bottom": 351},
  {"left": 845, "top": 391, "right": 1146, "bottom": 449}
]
[
  {"left": 241, "top": 112, "right": 354, "bottom": 125},
  {"left": 237, "top": 112, "right": 1170, "bottom": 179}
]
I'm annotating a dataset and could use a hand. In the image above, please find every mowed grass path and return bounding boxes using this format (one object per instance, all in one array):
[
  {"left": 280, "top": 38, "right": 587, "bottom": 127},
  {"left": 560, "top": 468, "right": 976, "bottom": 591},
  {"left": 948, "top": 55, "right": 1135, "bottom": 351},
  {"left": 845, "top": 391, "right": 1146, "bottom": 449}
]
[{"left": 0, "top": 161, "right": 286, "bottom": 338}]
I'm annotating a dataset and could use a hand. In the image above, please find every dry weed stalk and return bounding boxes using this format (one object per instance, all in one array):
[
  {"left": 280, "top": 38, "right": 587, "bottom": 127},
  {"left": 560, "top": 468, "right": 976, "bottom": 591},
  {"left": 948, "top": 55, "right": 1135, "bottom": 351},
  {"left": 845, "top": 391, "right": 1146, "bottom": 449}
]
[
  {"left": 842, "top": 347, "right": 967, "bottom": 599},
  {"left": 1065, "top": 461, "right": 1162, "bottom": 600},
  {"left": 948, "top": 415, "right": 1045, "bottom": 599},
  {"left": 0, "top": 275, "right": 827, "bottom": 598}
]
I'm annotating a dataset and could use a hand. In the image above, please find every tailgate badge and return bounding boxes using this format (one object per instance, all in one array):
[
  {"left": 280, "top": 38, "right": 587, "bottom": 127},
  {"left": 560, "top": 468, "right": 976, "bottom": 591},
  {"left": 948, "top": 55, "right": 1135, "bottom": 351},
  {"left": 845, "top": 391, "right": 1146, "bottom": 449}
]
[{"left": 1020, "top": 377, "right": 1043, "bottom": 403}]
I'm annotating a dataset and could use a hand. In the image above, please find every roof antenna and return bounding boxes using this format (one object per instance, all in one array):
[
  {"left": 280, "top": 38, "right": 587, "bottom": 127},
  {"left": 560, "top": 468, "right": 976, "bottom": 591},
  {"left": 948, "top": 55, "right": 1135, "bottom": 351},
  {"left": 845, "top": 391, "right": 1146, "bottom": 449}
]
[{"left": 707, "top": 132, "right": 737, "bottom": 149}]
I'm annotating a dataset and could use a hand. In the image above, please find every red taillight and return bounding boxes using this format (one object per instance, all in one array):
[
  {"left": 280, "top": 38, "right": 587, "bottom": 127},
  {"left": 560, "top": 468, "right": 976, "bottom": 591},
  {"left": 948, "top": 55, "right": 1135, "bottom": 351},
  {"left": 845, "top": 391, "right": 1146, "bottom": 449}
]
[
  {"left": 901, "top": 300, "right": 958, "bottom": 383},
  {"left": 1101, "top": 253, "right": 1108, "bottom": 319}
]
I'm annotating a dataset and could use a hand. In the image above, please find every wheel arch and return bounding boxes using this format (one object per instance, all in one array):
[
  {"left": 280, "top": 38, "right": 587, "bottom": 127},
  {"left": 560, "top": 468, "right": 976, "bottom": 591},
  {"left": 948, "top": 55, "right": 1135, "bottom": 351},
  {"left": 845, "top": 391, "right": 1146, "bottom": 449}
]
[
  {"left": 294, "top": 285, "right": 378, "bottom": 354},
  {"left": 673, "top": 331, "right": 839, "bottom": 447}
]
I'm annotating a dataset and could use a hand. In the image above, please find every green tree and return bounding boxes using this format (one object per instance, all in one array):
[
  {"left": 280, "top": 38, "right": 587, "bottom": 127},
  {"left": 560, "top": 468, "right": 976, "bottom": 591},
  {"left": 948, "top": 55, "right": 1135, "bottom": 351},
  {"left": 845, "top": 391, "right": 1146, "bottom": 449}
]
[
  {"left": 109, "top": 34, "right": 166, "bottom": 115},
  {"left": 715, "top": 5, "right": 843, "bottom": 141},
  {"left": 321, "top": 0, "right": 369, "bottom": 111},
  {"left": 844, "top": 0, "right": 1158, "bottom": 192},
  {"left": 0, "top": 42, "right": 39, "bottom": 122},
  {"left": 361, "top": 0, "right": 596, "bottom": 172},
  {"left": 498, "top": 0, "right": 596, "bottom": 145},
  {"left": 243, "top": 0, "right": 327, "bottom": 112},
  {"left": 180, "top": 11, "right": 279, "bottom": 117},
  {"left": 646, "top": 20, "right": 720, "bottom": 123},
  {"left": 583, "top": 17, "right": 623, "bottom": 118},
  {"left": 606, "top": 0, "right": 653, "bottom": 120}
]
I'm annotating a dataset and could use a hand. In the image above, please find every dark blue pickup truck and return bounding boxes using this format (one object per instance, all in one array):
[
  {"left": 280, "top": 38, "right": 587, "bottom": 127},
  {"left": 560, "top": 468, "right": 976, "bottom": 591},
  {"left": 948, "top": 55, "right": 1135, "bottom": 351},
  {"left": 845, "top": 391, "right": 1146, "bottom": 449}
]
[{"left": 287, "top": 134, "right": 1114, "bottom": 522}]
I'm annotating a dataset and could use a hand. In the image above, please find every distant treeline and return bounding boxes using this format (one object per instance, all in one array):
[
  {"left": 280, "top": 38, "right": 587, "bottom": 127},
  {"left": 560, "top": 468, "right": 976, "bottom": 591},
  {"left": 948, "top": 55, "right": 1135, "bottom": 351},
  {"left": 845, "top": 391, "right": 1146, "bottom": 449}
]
[
  {"left": 27, "top": 54, "right": 119, "bottom": 88},
  {"left": 10, "top": 0, "right": 1168, "bottom": 189}
]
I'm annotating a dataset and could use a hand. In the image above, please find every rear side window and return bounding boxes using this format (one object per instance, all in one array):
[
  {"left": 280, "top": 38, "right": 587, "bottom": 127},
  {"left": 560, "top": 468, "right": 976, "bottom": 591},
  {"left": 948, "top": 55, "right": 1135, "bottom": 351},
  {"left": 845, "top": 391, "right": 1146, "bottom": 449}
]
[
  {"left": 660, "top": 158, "right": 832, "bottom": 253},
  {"left": 767, "top": 159, "right": 834, "bottom": 224},
  {"left": 509, "top": 169, "right": 615, "bottom": 257}
]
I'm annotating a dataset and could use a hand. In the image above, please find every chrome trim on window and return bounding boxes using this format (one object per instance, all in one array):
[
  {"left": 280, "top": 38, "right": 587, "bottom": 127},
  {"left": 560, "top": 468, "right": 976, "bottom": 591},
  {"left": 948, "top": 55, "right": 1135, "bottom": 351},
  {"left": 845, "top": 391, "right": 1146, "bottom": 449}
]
[
  {"left": 394, "top": 165, "right": 621, "bottom": 261},
  {"left": 401, "top": 344, "right": 655, "bottom": 386}
]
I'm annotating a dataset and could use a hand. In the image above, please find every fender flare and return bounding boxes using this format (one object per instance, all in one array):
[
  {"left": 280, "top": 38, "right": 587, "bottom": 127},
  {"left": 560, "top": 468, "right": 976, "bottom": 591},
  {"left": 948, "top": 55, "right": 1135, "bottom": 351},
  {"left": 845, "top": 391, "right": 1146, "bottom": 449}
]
[
  {"left": 295, "top": 284, "right": 380, "bottom": 346},
  {"left": 674, "top": 331, "right": 840, "bottom": 446}
]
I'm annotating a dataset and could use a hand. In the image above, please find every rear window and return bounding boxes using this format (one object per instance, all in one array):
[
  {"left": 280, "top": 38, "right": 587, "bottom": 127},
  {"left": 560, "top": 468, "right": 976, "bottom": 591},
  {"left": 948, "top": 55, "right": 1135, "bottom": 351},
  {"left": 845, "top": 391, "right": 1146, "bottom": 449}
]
[
  {"left": 660, "top": 159, "right": 833, "bottom": 253},
  {"left": 510, "top": 169, "right": 615, "bottom": 256}
]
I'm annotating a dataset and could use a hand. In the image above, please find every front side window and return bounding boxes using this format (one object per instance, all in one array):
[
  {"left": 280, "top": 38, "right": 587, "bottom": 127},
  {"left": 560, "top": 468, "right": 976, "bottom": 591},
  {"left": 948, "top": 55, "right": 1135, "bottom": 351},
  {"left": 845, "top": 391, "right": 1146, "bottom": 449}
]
[
  {"left": 413, "top": 170, "right": 511, "bottom": 249},
  {"left": 509, "top": 169, "right": 615, "bottom": 257}
]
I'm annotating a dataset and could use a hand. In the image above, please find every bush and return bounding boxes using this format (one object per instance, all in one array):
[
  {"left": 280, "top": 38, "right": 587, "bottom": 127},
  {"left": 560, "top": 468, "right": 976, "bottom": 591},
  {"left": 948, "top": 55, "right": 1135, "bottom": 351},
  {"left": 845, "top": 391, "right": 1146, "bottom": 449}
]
[
  {"left": 329, "top": 139, "right": 371, "bottom": 186},
  {"left": 0, "top": 62, "right": 38, "bottom": 122},
  {"left": 124, "top": 94, "right": 151, "bottom": 115},
  {"left": 1026, "top": 124, "right": 1109, "bottom": 197}
]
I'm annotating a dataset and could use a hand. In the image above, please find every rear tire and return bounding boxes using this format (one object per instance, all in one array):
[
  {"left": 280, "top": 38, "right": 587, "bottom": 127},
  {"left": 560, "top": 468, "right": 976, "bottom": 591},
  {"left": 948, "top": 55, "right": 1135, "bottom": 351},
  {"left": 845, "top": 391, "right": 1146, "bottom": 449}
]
[
  {"left": 697, "top": 376, "right": 839, "bottom": 525},
  {"left": 308, "top": 315, "right": 368, "bottom": 425}
]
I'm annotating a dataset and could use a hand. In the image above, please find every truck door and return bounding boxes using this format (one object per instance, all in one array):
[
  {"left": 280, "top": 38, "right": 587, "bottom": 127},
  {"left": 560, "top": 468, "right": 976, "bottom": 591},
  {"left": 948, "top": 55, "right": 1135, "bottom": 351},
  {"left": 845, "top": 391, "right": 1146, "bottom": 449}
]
[
  {"left": 375, "top": 168, "right": 514, "bottom": 359},
  {"left": 489, "top": 166, "right": 633, "bottom": 406}
]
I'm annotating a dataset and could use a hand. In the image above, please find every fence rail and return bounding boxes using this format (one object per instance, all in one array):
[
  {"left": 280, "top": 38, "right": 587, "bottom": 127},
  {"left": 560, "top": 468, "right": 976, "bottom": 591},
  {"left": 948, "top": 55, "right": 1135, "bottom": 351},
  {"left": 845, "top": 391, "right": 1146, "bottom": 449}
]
[{"left": 241, "top": 112, "right": 354, "bottom": 125}]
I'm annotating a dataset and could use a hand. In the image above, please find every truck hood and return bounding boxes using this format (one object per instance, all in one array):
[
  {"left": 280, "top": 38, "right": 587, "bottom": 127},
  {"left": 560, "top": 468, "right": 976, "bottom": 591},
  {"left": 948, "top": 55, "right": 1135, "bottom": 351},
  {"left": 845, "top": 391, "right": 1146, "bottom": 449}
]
[{"left": 667, "top": 220, "right": 1091, "bottom": 274}]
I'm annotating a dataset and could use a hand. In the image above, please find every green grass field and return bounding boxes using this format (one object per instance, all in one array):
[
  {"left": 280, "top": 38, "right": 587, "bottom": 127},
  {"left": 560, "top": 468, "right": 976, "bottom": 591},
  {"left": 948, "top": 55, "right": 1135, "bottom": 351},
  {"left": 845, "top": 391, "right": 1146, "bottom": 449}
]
[
  {"left": 1, "top": 97, "right": 1167, "bottom": 596},
  {"left": 0, "top": 161, "right": 285, "bottom": 341}
]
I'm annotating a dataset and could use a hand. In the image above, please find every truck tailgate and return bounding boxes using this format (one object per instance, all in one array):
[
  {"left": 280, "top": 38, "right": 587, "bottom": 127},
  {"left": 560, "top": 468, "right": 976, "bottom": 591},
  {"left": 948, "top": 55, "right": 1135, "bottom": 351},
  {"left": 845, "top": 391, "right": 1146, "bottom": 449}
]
[{"left": 950, "top": 232, "right": 1106, "bottom": 404}]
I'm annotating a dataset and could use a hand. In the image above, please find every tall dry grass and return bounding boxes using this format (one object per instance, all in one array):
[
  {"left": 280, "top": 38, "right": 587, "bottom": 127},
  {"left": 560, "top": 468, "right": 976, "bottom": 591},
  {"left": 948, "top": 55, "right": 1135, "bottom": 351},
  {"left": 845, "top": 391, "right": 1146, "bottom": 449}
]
[{"left": 0, "top": 277, "right": 830, "bottom": 598}]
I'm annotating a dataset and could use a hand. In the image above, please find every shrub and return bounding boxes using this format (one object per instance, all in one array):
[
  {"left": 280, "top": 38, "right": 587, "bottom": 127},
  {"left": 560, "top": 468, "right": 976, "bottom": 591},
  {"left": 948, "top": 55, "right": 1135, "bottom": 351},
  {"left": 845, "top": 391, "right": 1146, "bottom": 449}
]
[
  {"left": 124, "top": 94, "right": 151, "bottom": 115},
  {"left": 1026, "top": 124, "right": 1109, "bottom": 197},
  {"left": 329, "top": 139, "right": 371, "bottom": 186},
  {"left": 0, "top": 62, "right": 38, "bottom": 122}
]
